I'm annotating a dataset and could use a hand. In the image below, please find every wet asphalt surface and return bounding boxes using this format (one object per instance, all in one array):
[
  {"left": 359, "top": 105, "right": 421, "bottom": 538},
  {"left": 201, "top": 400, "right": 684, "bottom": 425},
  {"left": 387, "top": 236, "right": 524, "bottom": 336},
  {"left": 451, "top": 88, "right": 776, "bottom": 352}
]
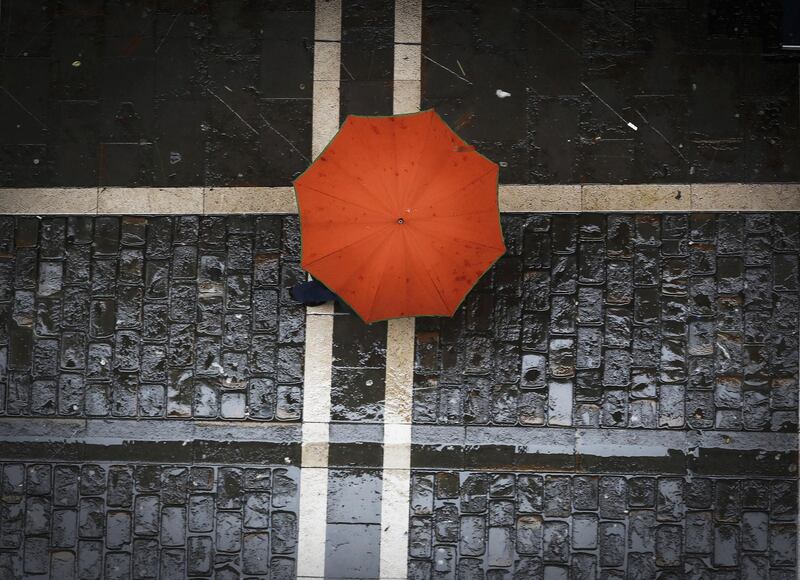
[
  {"left": 1, "top": 0, "right": 799, "bottom": 578},
  {"left": 1, "top": 0, "right": 799, "bottom": 187}
]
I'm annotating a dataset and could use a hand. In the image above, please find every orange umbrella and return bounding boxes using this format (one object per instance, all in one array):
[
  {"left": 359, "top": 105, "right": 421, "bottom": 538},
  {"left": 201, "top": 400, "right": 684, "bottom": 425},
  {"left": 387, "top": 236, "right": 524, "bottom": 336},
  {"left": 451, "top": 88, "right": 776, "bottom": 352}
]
[{"left": 293, "top": 109, "right": 506, "bottom": 323}]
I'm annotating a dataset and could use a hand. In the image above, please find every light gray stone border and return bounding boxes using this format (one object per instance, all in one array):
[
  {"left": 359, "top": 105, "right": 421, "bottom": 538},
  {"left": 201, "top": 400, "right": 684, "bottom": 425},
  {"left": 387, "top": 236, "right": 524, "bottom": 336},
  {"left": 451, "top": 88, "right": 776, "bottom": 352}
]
[
  {"left": 3, "top": 183, "right": 799, "bottom": 215},
  {"left": 0, "top": 417, "right": 302, "bottom": 442},
  {"left": 1, "top": 419, "right": 795, "bottom": 456}
]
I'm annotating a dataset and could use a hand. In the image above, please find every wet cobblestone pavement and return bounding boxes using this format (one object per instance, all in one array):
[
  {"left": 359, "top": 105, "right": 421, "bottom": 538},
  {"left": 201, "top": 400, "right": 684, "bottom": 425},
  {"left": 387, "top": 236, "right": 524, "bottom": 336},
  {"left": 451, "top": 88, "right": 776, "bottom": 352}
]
[
  {"left": 413, "top": 213, "right": 799, "bottom": 432},
  {"left": 0, "top": 462, "right": 300, "bottom": 579},
  {"left": 0, "top": 215, "right": 305, "bottom": 422},
  {"left": 407, "top": 472, "right": 797, "bottom": 578},
  {"left": 0, "top": 212, "right": 796, "bottom": 577}
]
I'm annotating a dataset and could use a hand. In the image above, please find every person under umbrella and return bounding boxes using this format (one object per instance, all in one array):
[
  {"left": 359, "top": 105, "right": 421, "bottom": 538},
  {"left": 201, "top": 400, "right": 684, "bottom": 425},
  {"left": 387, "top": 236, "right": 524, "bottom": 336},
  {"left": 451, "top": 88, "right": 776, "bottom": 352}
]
[{"left": 289, "top": 278, "right": 338, "bottom": 307}]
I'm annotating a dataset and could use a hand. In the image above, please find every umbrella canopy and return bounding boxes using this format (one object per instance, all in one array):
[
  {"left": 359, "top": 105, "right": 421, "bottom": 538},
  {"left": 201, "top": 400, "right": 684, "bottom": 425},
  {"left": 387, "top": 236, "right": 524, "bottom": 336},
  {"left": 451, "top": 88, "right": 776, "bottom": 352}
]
[{"left": 293, "top": 109, "right": 506, "bottom": 323}]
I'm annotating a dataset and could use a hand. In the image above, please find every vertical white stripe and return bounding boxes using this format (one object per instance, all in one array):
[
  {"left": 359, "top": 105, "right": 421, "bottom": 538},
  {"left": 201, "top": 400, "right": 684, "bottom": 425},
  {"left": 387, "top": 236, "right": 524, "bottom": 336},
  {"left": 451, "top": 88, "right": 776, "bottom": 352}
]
[
  {"left": 378, "top": 3, "right": 423, "bottom": 576},
  {"left": 379, "top": 468, "right": 412, "bottom": 578},
  {"left": 394, "top": 0, "right": 422, "bottom": 44},
  {"left": 393, "top": 0, "right": 421, "bottom": 116},
  {"left": 312, "top": 0, "right": 342, "bottom": 160},
  {"left": 301, "top": 307, "right": 335, "bottom": 424},
  {"left": 296, "top": 1, "right": 341, "bottom": 576},
  {"left": 384, "top": 318, "right": 416, "bottom": 425},
  {"left": 380, "top": 319, "right": 415, "bottom": 578},
  {"left": 314, "top": 0, "right": 342, "bottom": 41},
  {"left": 295, "top": 279, "right": 335, "bottom": 578},
  {"left": 392, "top": 0, "right": 422, "bottom": 115},
  {"left": 296, "top": 467, "right": 330, "bottom": 577}
]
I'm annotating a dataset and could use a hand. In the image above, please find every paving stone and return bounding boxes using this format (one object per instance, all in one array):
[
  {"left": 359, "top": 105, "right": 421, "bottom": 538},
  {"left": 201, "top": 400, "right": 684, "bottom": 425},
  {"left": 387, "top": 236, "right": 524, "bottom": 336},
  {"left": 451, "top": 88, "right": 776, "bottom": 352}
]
[
  {"left": 606, "top": 260, "right": 633, "bottom": 305},
  {"left": 410, "top": 472, "right": 795, "bottom": 578},
  {"left": 543, "top": 520, "right": 570, "bottom": 562},
  {"left": 409, "top": 516, "right": 432, "bottom": 559},
  {"left": 1, "top": 208, "right": 799, "bottom": 575},
  {"left": 2, "top": 461, "right": 300, "bottom": 571},
  {"left": 769, "top": 524, "right": 797, "bottom": 567},
  {"left": 132, "top": 539, "right": 158, "bottom": 578},
  {"left": 0, "top": 216, "right": 299, "bottom": 418},
  {"left": 655, "top": 524, "right": 682, "bottom": 567}
]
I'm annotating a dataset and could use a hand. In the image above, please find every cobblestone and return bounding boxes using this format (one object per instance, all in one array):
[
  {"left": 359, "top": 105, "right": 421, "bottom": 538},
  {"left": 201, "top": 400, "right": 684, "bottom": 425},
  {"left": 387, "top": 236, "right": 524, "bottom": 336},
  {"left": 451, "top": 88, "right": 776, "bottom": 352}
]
[
  {"left": 0, "top": 461, "right": 299, "bottom": 578},
  {"left": 408, "top": 471, "right": 796, "bottom": 577},
  {"left": 0, "top": 216, "right": 304, "bottom": 421},
  {"left": 414, "top": 214, "right": 799, "bottom": 432}
]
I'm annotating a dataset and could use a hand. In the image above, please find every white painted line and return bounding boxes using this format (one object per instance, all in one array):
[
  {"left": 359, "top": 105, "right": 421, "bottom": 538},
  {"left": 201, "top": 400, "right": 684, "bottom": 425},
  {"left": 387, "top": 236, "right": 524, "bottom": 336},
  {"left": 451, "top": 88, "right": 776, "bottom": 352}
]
[
  {"left": 302, "top": 422, "right": 330, "bottom": 469},
  {"left": 377, "top": 3, "right": 423, "bottom": 572},
  {"left": 0, "top": 188, "right": 99, "bottom": 214},
  {"left": 379, "top": 468, "right": 412, "bottom": 579},
  {"left": 393, "top": 0, "right": 421, "bottom": 116},
  {"left": 312, "top": 0, "right": 342, "bottom": 160},
  {"left": 384, "top": 318, "right": 415, "bottom": 424},
  {"left": 394, "top": 0, "right": 421, "bottom": 44},
  {"left": 296, "top": 467, "right": 330, "bottom": 578},
  {"left": 379, "top": 320, "right": 415, "bottom": 578},
  {"left": 98, "top": 187, "right": 203, "bottom": 214},
  {"left": 393, "top": 80, "right": 421, "bottom": 115},
  {"left": 382, "top": 423, "right": 412, "bottom": 469},
  {"left": 582, "top": 184, "right": 689, "bottom": 212},
  {"left": 499, "top": 184, "right": 582, "bottom": 212},
  {"left": 691, "top": 183, "right": 800, "bottom": 211},
  {"left": 313, "top": 42, "right": 341, "bottom": 82},
  {"left": 301, "top": 303, "right": 335, "bottom": 424},
  {"left": 295, "top": 251, "right": 336, "bottom": 576},
  {"left": 4, "top": 183, "right": 800, "bottom": 215},
  {"left": 297, "top": 2, "right": 342, "bottom": 576},
  {"left": 204, "top": 186, "right": 297, "bottom": 214},
  {"left": 312, "top": 81, "right": 341, "bottom": 160},
  {"left": 394, "top": 44, "right": 421, "bottom": 81},
  {"left": 314, "top": 0, "right": 341, "bottom": 42}
]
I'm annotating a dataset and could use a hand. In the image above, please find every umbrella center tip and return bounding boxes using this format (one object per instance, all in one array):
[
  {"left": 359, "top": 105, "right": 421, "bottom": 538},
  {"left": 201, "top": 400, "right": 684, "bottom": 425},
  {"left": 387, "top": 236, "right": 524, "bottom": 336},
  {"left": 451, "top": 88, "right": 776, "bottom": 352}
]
[{"left": 396, "top": 217, "right": 405, "bottom": 225}]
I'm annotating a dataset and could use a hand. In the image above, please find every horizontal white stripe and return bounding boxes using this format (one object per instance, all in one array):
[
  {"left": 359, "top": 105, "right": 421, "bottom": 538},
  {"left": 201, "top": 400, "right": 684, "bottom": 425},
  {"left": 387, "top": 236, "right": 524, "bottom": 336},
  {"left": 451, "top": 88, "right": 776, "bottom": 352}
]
[{"left": 4, "top": 183, "right": 799, "bottom": 215}]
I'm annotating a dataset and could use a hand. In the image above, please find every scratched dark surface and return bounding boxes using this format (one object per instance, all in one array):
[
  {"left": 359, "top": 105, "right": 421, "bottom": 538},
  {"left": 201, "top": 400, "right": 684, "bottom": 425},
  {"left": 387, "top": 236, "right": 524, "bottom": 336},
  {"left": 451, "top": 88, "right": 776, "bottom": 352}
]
[
  {"left": 1, "top": 0, "right": 799, "bottom": 187},
  {"left": 0, "top": 0, "right": 315, "bottom": 188},
  {"left": 422, "top": 0, "right": 800, "bottom": 184}
]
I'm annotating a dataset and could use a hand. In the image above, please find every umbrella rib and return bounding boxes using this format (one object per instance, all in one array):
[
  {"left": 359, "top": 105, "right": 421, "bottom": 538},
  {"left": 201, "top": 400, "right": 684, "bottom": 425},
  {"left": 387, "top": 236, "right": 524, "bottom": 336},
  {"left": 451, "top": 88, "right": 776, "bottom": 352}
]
[
  {"left": 368, "top": 121, "right": 400, "bottom": 213},
  {"left": 297, "top": 184, "right": 394, "bottom": 219},
  {"left": 411, "top": 166, "right": 495, "bottom": 210},
  {"left": 413, "top": 207, "right": 501, "bottom": 221},
  {"left": 399, "top": 228, "right": 410, "bottom": 316},
  {"left": 365, "top": 229, "right": 399, "bottom": 321},
  {"left": 310, "top": 155, "right": 397, "bottom": 217},
  {"left": 401, "top": 112, "right": 435, "bottom": 210},
  {"left": 302, "top": 223, "right": 395, "bottom": 268},
  {"left": 404, "top": 230, "right": 451, "bottom": 313},
  {"left": 310, "top": 226, "right": 397, "bottom": 319},
  {"left": 411, "top": 224, "right": 506, "bottom": 253}
]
